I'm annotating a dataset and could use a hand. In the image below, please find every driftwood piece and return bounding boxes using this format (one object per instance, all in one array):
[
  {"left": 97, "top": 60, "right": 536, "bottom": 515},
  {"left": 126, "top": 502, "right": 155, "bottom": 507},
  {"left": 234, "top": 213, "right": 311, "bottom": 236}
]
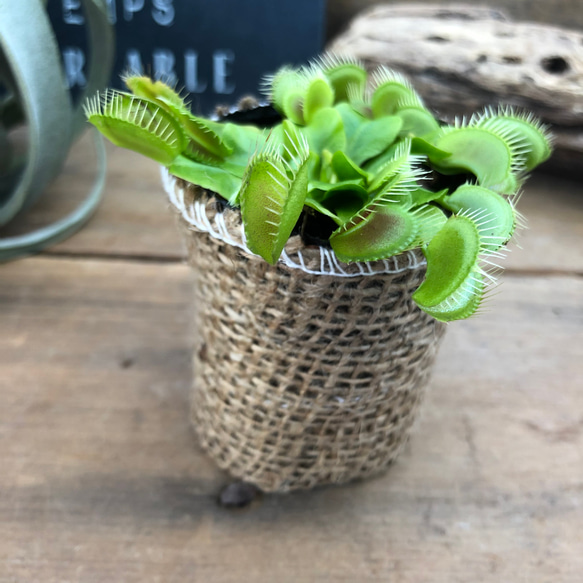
[
  {"left": 326, "top": 0, "right": 583, "bottom": 41},
  {"left": 328, "top": 4, "right": 583, "bottom": 176}
]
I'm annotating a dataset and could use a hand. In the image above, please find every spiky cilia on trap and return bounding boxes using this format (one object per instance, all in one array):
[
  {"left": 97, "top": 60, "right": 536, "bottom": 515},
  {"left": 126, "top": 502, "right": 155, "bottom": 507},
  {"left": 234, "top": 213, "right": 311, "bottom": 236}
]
[{"left": 84, "top": 54, "right": 553, "bottom": 322}]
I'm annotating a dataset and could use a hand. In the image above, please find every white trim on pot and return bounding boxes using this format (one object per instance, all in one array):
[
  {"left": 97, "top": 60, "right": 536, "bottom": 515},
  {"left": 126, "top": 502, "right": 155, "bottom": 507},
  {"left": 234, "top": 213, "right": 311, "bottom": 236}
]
[{"left": 161, "top": 166, "right": 427, "bottom": 278}]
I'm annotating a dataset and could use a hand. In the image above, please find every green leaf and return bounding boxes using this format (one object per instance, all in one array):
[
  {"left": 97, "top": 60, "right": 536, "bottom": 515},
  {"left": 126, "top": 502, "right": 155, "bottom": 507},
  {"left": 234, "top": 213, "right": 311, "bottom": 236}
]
[
  {"left": 306, "top": 150, "right": 321, "bottom": 183},
  {"left": 367, "top": 139, "right": 415, "bottom": 191},
  {"left": 123, "top": 76, "right": 234, "bottom": 164},
  {"left": 412, "top": 215, "right": 481, "bottom": 307},
  {"left": 240, "top": 150, "right": 310, "bottom": 264},
  {"left": 411, "top": 137, "right": 451, "bottom": 161},
  {"left": 304, "top": 196, "right": 344, "bottom": 225},
  {"left": 431, "top": 127, "right": 518, "bottom": 193},
  {"left": 418, "top": 271, "right": 484, "bottom": 322},
  {"left": 409, "top": 204, "right": 448, "bottom": 247},
  {"left": 370, "top": 68, "right": 418, "bottom": 117},
  {"left": 281, "top": 120, "right": 301, "bottom": 164},
  {"left": 308, "top": 178, "right": 364, "bottom": 193},
  {"left": 475, "top": 109, "right": 552, "bottom": 171},
  {"left": 320, "top": 57, "right": 367, "bottom": 102},
  {"left": 410, "top": 187, "right": 448, "bottom": 207},
  {"left": 268, "top": 67, "right": 306, "bottom": 124},
  {"left": 124, "top": 75, "right": 189, "bottom": 116},
  {"left": 369, "top": 168, "right": 423, "bottom": 210},
  {"left": 282, "top": 91, "right": 305, "bottom": 126},
  {"left": 304, "top": 107, "right": 346, "bottom": 155},
  {"left": 438, "top": 184, "right": 515, "bottom": 252},
  {"left": 363, "top": 142, "right": 401, "bottom": 178},
  {"left": 320, "top": 183, "right": 369, "bottom": 223},
  {"left": 85, "top": 90, "right": 186, "bottom": 165},
  {"left": 181, "top": 114, "right": 233, "bottom": 160},
  {"left": 331, "top": 150, "right": 369, "bottom": 181},
  {"left": 397, "top": 107, "right": 440, "bottom": 138},
  {"left": 330, "top": 204, "right": 418, "bottom": 262},
  {"left": 330, "top": 152, "right": 426, "bottom": 261},
  {"left": 319, "top": 149, "right": 335, "bottom": 183},
  {"left": 168, "top": 156, "right": 242, "bottom": 204},
  {"left": 335, "top": 102, "right": 367, "bottom": 142},
  {"left": 303, "top": 77, "right": 335, "bottom": 124},
  {"left": 346, "top": 115, "right": 403, "bottom": 166},
  {"left": 221, "top": 123, "right": 267, "bottom": 168},
  {"left": 346, "top": 83, "right": 373, "bottom": 118}
]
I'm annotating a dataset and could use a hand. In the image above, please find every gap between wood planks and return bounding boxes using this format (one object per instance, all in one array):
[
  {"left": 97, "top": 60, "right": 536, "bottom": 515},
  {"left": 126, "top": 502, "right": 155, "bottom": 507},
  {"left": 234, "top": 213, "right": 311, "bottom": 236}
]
[
  {"left": 36, "top": 249, "right": 583, "bottom": 279},
  {"left": 37, "top": 249, "right": 185, "bottom": 265}
]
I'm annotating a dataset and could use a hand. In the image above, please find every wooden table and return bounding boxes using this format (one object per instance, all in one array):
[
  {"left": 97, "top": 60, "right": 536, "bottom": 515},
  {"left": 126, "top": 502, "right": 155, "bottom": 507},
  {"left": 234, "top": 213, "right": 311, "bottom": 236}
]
[{"left": 1, "top": 135, "right": 582, "bottom": 582}]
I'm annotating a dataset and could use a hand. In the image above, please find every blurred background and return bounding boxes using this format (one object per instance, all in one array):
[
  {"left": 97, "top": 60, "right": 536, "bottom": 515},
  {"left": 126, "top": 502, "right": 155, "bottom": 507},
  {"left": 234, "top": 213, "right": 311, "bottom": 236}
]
[
  {"left": 45, "top": 0, "right": 583, "bottom": 112},
  {"left": 47, "top": 0, "right": 326, "bottom": 114},
  {"left": 327, "top": 0, "right": 583, "bottom": 38},
  {"left": 2, "top": 0, "right": 582, "bottom": 258}
]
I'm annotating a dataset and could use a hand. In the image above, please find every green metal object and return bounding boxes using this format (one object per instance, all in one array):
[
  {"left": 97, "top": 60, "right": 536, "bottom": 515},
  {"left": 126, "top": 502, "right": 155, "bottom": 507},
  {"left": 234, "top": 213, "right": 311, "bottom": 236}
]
[{"left": 0, "top": 0, "right": 114, "bottom": 261}]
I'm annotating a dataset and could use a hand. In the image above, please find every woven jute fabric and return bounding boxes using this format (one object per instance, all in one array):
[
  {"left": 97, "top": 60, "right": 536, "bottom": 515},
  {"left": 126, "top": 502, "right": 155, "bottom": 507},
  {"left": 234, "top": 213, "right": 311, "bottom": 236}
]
[{"left": 172, "top": 180, "right": 446, "bottom": 492}]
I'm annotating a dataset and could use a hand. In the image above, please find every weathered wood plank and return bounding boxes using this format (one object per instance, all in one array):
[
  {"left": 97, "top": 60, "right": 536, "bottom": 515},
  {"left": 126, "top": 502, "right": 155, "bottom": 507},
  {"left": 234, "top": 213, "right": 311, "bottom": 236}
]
[
  {"left": 2, "top": 136, "right": 582, "bottom": 274},
  {"left": 0, "top": 135, "right": 184, "bottom": 260},
  {"left": 504, "top": 173, "right": 583, "bottom": 273},
  {"left": 0, "top": 256, "right": 581, "bottom": 582}
]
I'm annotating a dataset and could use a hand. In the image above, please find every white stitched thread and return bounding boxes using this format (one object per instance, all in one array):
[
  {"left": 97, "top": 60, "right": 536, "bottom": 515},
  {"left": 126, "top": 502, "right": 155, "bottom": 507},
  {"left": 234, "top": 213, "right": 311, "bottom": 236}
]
[
  {"left": 163, "top": 170, "right": 180, "bottom": 209},
  {"left": 161, "top": 167, "right": 427, "bottom": 277},
  {"left": 321, "top": 248, "right": 334, "bottom": 275},
  {"left": 297, "top": 249, "right": 307, "bottom": 271}
]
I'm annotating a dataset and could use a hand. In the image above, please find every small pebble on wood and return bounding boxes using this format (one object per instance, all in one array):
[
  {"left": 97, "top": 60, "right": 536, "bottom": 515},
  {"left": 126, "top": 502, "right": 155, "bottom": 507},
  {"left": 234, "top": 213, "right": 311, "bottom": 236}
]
[{"left": 219, "top": 482, "right": 260, "bottom": 509}]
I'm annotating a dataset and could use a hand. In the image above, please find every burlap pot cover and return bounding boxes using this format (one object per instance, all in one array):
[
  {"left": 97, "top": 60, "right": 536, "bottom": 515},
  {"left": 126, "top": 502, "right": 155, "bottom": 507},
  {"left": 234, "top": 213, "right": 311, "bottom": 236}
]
[{"left": 162, "top": 168, "right": 447, "bottom": 492}]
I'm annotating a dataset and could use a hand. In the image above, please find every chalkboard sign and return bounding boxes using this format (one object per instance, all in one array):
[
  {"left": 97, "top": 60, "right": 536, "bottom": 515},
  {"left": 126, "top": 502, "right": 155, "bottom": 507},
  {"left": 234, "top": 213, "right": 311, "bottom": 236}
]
[{"left": 47, "top": 0, "right": 326, "bottom": 115}]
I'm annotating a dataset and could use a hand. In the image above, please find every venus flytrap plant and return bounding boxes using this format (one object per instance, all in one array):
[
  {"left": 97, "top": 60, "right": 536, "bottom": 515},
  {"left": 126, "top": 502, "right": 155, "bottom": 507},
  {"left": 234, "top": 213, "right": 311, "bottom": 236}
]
[
  {"left": 85, "top": 55, "right": 553, "bottom": 322},
  {"left": 311, "top": 54, "right": 368, "bottom": 102},
  {"left": 370, "top": 67, "right": 421, "bottom": 118},
  {"left": 239, "top": 129, "right": 311, "bottom": 264},
  {"left": 84, "top": 89, "right": 186, "bottom": 165}
]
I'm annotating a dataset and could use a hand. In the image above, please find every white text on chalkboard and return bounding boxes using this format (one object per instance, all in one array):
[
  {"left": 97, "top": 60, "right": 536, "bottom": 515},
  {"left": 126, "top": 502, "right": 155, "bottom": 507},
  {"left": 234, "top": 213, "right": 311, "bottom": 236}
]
[
  {"left": 63, "top": 47, "right": 236, "bottom": 95},
  {"left": 62, "top": 0, "right": 175, "bottom": 26}
]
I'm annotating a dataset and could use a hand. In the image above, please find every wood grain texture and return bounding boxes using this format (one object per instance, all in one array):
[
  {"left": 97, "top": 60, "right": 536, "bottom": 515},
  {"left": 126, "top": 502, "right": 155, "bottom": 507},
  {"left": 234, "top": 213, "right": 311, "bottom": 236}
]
[
  {"left": 1, "top": 256, "right": 581, "bottom": 582},
  {"left": 0, "top": 135, "right": 183, "bottom": 261},
  {"left": 1, "top": 137, "right": 582, "bottom": 274},
  {"left": 504, "top": 173, "right": 583, "bottom": 273}
]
